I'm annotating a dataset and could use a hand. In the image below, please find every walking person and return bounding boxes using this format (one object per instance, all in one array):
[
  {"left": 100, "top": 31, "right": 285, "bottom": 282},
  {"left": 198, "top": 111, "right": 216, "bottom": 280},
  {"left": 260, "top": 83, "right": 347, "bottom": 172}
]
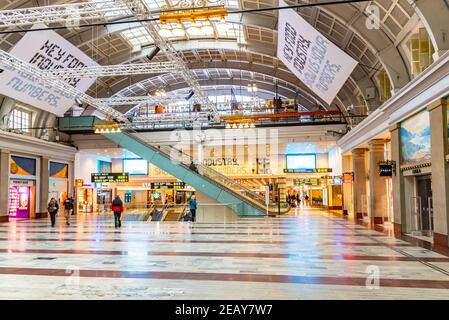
[
  {"left": 47, "top": 197, "right": 59, "bottom": 228},
  {"left": 112, "top": 195, "right": 124, "bottom": 228},
  {"left": 189, "top": 195, "right": 197, "bottom": 222},
  {"left": 63, "top": 194, "right": 74, "bottom": 226}
]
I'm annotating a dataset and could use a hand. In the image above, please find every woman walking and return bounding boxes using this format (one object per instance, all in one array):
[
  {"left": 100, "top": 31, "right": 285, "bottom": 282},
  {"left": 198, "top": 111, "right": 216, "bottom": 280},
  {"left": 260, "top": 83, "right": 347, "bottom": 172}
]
[{"left": 48, "top": 197, "right": 59, "bottom": 228}]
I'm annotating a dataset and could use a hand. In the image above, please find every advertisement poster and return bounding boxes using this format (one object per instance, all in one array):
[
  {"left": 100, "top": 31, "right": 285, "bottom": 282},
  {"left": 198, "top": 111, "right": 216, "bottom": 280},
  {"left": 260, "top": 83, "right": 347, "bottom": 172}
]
[
  {"left": 401, "top": 110, "right": 431, "bottom": 165},
  {"left": 0, "top": 23, "right": 98, "bottom": 116},
  {"left": 277, "top": 1, "right": 358, "bottom": 105}
]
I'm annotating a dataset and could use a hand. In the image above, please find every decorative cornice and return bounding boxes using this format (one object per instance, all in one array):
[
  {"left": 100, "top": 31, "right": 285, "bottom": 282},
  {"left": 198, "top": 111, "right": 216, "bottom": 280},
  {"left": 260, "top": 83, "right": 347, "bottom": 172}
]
[
  {"left": 0, "top": 130, "right": 76, "bottom": 161},
  {"left": 400, "top": 161, "right": 431, "bottom": 172},
  {"left": 338, "top": 51, "right": 449, "bottom": 154}
]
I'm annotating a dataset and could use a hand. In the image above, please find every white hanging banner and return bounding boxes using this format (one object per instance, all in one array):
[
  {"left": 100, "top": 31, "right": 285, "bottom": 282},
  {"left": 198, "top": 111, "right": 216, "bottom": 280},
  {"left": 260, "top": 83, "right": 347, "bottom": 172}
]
[
  {"left": 0, "top": 23, "right": 98, "bottom": 116},
  {"left": 277, "top": 1, "right": 358, "bottom": 105}
]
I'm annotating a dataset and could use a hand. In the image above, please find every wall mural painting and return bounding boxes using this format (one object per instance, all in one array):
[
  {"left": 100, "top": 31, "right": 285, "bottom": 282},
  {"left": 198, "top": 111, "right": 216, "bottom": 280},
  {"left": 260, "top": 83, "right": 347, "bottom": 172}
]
[{"left": 401, "top": 110, "right": 431, "bottom": 165}]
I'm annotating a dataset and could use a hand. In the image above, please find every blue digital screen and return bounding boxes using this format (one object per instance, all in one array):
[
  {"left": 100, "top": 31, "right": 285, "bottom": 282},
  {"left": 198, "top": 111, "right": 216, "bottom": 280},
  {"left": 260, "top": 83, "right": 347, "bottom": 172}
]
[
  {"left": 286, "top": 154, "right": 316, "bottom": 170},
  {"left": 123, "top": 159, "right": 148, "bottom": 175}
]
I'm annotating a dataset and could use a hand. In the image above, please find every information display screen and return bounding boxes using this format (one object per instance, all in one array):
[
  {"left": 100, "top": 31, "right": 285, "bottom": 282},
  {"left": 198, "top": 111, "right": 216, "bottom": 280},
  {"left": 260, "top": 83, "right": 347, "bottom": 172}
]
[
  {"left": 151, "top": 182, "right": 186, "bottom": 189},
  {"left": 91, "top": 173, "right": 129, "bottom": 183},
  {"left": 286, "top": 154, "right": 316, "bottom": 170},
  {"left": 123, "top": 159, "right": 148, "bottom": 175}
]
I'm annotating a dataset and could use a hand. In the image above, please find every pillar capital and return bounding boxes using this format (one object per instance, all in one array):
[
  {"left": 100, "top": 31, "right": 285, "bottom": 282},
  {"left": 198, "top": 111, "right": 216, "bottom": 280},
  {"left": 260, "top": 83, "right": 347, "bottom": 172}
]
[
  {"left": 368, "top": 139, "right": 386, "bottom": 147},
  {"left": 427, "top": 97, "right": 448, "bottom": 112},
  {"left": 352, "top": 148, "right": 368, "bottom": 155},
  {"left": 389, "top": 123, "right": 401, "bottom": 132}
]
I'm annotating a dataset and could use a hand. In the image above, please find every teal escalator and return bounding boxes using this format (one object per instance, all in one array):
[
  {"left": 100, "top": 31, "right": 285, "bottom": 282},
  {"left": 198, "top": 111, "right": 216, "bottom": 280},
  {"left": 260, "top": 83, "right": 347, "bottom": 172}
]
[{"left": 103, "top": 130, "right": 268, "bottom": 216}]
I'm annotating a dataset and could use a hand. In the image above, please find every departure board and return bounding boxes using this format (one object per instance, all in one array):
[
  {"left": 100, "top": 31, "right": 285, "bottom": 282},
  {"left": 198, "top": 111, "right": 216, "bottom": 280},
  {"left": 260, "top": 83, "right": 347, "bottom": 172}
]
[{"left": 91, "top": 173, "right": 129, "bottom": 183}]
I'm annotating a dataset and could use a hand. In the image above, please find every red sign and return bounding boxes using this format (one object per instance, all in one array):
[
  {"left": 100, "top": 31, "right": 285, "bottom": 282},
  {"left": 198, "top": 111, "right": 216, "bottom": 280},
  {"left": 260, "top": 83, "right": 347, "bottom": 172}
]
[{"left": 343, "top": 173, "right": 354, "bottom": 183}]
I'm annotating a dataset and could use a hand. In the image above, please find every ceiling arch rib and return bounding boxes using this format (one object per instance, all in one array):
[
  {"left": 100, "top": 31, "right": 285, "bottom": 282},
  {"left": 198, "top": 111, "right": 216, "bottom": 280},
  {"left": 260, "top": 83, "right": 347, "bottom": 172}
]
[
  {"left": 70, "top": 11, "right": 379, "bottom": 110},
  {"left": 111, "top": 67, "right": 329, "bottom": 111},
  {"left": 87, "top": 43, "right": 366, "bottom": 114}
]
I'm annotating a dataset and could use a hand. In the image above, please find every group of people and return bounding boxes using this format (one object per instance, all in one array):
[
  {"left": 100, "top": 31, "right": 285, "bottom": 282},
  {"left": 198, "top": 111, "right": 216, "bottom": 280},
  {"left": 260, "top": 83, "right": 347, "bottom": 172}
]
[
  {"left": 46, "top": 193, "right": 199, "bottom": 227},
  {"left": 286, "top": 192, "right": 310, "bottom": 208},
  {"left": 47, "top": 195, "right": 74, "bottom": 227}
]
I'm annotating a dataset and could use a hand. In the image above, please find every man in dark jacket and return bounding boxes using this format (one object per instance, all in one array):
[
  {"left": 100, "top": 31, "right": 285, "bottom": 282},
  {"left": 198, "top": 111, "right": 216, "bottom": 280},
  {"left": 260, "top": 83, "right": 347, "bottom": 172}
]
[
  {"left": 63, "top": 195, "right": 74, "bottom": 226},
  {"left": 112, "top": 195, "right": 124, "bottom": 228},
  {"left": 47, "top": 198, "right": 59, "bottom": 227}
]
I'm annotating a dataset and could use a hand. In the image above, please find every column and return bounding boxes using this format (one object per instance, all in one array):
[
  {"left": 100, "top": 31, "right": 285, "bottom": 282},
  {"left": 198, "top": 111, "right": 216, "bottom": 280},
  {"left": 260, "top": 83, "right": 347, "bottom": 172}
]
[
  {"left": 368, "top": 139, "right": 388, "bottom": 224},
  {"left": 0, "top": 150, "right": 10, "bottom": 222},
  {"left": 38, "top": 157, "right": 49, "bottom": 219},
  {"left": 277, "top": 176, "right": 286, "bottom": 202},
  {"left": 341, "top": 154, "right": 353, "bottom": 216},
  {"left": 390, "top": 124, "right": 406, "bottom": 236},
  {"left": 352, "top": 148, "right": 367, "bottom": 219},
  {"left": 428, "top": 98, "right": 449, "bottom": 247}
]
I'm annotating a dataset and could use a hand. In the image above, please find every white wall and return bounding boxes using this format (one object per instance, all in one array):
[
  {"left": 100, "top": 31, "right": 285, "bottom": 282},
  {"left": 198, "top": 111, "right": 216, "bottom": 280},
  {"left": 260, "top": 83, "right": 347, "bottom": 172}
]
[
  {"left": 75, "top": 152, "right": 112, "bottom": 184},
  {"left": 328, "top": 147, "right": 342, "bottom": 176}
]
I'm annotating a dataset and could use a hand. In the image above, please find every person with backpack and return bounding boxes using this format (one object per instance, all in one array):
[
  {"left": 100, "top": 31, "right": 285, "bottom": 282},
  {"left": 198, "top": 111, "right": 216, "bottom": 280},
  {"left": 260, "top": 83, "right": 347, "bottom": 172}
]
[
  {"left": 63, "top": 194, "right": 74, "bottom": 226},
  {"left": 47, "top": 197, "right": 59, "bottom": 228},
  {"left": 189, "top": 195, "right": 197, "bottom": 222},
  {"left": 112, "top": 195, "right": 124, "bottom": 228}
]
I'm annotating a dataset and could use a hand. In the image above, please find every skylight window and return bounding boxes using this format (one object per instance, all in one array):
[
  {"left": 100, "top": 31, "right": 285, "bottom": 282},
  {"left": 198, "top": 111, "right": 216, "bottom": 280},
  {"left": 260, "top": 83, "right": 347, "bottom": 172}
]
[
  {"left": 121, "top": 27, "right": 154, "bottom": 48},
  {"left": 90, "top": 0, "right": 132, "bottom": 18}
]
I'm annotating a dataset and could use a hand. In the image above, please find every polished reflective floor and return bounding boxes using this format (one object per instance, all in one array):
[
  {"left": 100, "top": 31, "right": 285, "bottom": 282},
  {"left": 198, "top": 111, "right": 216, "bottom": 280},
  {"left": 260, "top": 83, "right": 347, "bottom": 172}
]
[{"left": 0, "top": 209, "right": 449, "bottom": 299}]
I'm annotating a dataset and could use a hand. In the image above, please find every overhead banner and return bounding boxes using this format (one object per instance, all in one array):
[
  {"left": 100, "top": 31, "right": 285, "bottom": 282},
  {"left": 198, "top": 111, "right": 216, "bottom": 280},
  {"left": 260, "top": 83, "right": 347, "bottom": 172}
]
[
  {"left": 0, "top": 23, "right": 98, "bottom": 116},
  {"left": 277, "top": 1, "right": 358, "bottom": 105}
]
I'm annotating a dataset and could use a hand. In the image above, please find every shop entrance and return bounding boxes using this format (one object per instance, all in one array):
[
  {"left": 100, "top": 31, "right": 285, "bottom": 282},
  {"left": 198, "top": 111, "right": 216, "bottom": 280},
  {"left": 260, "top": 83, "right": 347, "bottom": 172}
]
[
  {"left": 417, "top": 175, "right": 433, "bottom": 235},
  {"left": 409, "top": 174, "right": 433, "bottom": 237}
]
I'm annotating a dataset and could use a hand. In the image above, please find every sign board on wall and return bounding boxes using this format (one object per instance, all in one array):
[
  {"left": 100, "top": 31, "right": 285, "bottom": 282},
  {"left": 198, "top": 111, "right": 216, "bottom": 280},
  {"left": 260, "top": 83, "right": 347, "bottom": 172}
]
[
  {"left": 277, "top": 0, "right": 358, "bottom": 105},
  {"left": 0, "top": 23, "right": 98, "bottom": 116},
  {"left": 91, "top": 173, "right": 129, "bottom": 183}
]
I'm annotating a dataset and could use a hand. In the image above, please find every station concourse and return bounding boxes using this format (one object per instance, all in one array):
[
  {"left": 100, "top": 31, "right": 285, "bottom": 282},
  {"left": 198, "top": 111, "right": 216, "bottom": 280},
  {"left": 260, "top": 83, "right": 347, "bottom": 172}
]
[{"left": 0, "top": 0, "right": 449, "bottom": 300}]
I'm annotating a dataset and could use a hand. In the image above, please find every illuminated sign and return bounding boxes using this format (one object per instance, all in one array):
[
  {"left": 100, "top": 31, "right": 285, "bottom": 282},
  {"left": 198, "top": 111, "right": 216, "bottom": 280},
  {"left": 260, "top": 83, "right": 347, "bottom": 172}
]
[
  {"left": 91, "top": 173, "right": 129, "bottom": 183},
  {"left": 151, "top": 182, "right": 186, "bottom": 189},
  {"left": 343, "top": 172, "right": 354, "bottom": 183},
  {"left": 75, "top": 179, "right": 84, "bottom": 187},
  {"left": 284, "top": 168, "right": 332, "bottom": 173}
]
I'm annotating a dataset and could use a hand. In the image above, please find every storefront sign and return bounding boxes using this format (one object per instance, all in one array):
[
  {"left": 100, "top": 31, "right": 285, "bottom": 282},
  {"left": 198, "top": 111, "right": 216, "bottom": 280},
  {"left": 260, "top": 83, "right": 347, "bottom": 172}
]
[
  {"left": 284, "top": 168, "right": 332, "bottom": 173},
  {"left": 0, "top": 23, "right": 98, "bottom": 116},
  {"left": 343, "top": 172, "right": 354, "bottom": 183},
  {"left": 75, "top": 179, "right": 84, "bottom": 187},
  {"left": 91, "top": 172, "right": 129, "bottom": 183},
  {"left": 10, "top": 180, "right": 34, "bottom": 186},
  {"left": 378, "top": 160, "right": 395, "bottom": 177},
  {"left": 277, "top": 0, "right": 357, "bottom": 105},
  {"left": 203, "top": 158, "right": 239, "bottom": 166}
]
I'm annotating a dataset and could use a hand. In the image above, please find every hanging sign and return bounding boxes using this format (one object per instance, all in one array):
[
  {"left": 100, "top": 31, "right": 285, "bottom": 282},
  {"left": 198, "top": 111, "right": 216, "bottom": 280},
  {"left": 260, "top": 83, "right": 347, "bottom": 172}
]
[
  {"left": 0, "top": 23, "right": 98, "bottom": 116},
  {"left": 277, "top": 1, "right": 358, "bottom": 105},
  {"left": 91, "top": 173, "right": 129, "bottom": 183}
]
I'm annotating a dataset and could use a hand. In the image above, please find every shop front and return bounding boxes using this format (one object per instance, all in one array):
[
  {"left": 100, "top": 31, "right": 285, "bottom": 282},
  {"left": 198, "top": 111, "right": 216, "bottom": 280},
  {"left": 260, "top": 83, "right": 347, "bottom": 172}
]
[
  {"left": 77, "top": 186, "right": 94, "bottom": 213},
  {"left": 8, "top": 155, "right": 37, "bottom": 219},
  {"left": 9, "top": 180, "right": 35, "bottom": 219},
  {"left": 48, "top": 161, "right": 70, "bottom": 206},
  {"left": 117, "top": 181, "right": 194, "bottom": 208},
  {"left": 400, "top": 109, "right": 433, "bottom": 239}
]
